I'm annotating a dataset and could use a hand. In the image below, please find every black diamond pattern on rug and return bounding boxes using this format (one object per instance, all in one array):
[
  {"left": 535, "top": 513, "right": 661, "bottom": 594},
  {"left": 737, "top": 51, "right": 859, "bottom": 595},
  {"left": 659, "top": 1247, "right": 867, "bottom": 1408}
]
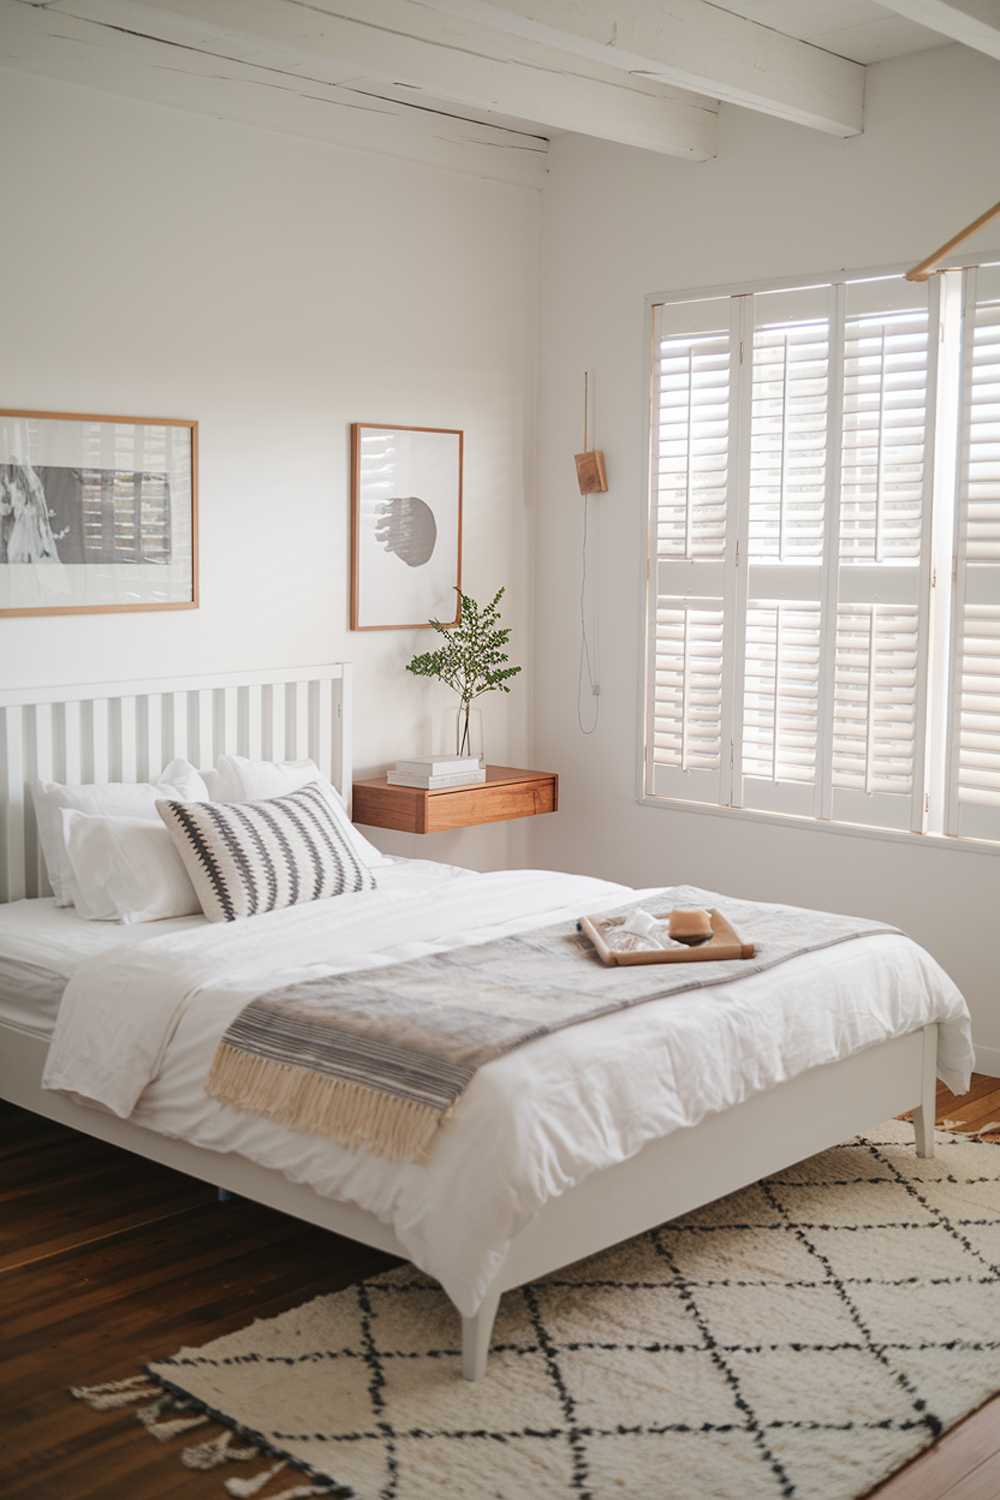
[{"left": 142, "top": 1121, "right": 1000, "bottom": 1499}]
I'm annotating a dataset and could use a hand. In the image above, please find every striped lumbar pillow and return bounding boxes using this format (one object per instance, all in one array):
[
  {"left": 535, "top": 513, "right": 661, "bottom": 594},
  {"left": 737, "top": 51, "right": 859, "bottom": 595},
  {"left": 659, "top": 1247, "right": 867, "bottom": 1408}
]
[{"left": 157, "top": 781, "right": 376, "bottom": 923}]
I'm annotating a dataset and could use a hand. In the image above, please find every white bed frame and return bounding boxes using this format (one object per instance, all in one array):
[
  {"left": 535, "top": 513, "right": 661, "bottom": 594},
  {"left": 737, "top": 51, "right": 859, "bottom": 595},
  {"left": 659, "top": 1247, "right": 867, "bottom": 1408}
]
[{"left": 0, "top": 665, "right": 939, "bottom": 1381}]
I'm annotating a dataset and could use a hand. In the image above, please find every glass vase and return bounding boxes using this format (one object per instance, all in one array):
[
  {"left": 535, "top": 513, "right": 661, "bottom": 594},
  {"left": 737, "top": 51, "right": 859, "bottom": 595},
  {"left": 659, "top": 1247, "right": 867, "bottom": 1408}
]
[{"left": 447, "top": 704, "right": 484, "bottom": 765}]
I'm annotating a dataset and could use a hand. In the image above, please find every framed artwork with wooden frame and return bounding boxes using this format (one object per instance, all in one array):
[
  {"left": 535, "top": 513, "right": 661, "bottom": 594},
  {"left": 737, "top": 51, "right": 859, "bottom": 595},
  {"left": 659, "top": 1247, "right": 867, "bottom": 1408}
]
[
  {"left": 351, "top": 422, "right": 463, "bottom": 631},
  {"left": 0, "top": 408, "right": 198, "bottom": 618}
]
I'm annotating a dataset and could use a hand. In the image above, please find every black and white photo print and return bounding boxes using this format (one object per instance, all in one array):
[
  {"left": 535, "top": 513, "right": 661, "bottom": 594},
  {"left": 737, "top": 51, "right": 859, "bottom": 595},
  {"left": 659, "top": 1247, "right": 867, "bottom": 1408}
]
[
  {"left": 351, "top": 423, "right": 462, "bottom": 630},
  {"left": 0, "top": 410, "right": 197, "bottom": 617}
]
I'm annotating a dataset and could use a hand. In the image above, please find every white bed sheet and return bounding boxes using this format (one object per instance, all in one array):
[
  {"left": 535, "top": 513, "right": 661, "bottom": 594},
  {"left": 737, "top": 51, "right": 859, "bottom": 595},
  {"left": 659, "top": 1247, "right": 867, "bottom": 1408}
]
[
  {"left": 0, "top": 860, "right": 468, "bottom": 1038},
  {"left": 41, "top": 868, "right": 975, "bottom": 1317},
  {"left": 0, "top": 898, "right": 203, "bottom": 1037}
]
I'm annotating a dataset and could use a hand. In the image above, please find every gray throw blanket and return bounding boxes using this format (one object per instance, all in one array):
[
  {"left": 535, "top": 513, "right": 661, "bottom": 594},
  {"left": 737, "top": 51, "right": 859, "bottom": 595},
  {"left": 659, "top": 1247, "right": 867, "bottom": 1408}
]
[{"left": 206, "top": 886, "right": 899, "bottom": 1163}]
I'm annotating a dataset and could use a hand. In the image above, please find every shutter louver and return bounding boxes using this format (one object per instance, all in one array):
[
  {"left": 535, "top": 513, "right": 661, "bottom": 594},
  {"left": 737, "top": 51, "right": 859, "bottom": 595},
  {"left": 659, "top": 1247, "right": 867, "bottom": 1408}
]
[
  {"left": 955, "top": 605, "right": 1000, "bottom": 822},
  {"left": 831, "top": 604, "right": 920, "bottom": 826},
  {"left": 742, "top": 603, "right": 821, "bottom": 805},
  {"left": 831, "top": 280, "right": 933, "bottom": 832},
  {"left": 964, "top": 296, "right": 1000, "bottom": 563},
  {"left": 741, "top": 289, "right": 831, "bottom": 815},
  {"left": 653, "top": 604, "right": 724, "bottom": 774},
  {"left": 841, "top": 312, "right": 929, "bottom": 562},
  {"left": 655, "top": 331, "right": 729, "bottom": 560},
  {"left": 947, "top": 268, "right": 1000, "bottom": 841},
  {"left": 649, "top": 300, "right": 735, "bottom": 804},
  {"left": 749, "top": 318, "right": 829, "bottom": 562}
]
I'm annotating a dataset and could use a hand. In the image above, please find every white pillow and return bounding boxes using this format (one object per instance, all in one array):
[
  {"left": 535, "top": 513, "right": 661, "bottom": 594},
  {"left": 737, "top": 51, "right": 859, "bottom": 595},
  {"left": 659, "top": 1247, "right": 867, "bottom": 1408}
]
[
  {"left": 207, "top": 754, "right": 390, "bottom": 869},
  {"left": 61, "top": 810, "right": 202, "bottom": 924},
  {"left": 32, "top": 758, "right": 209, "bottom": 906},
  {"left": 205, "top": 754, "right": 324, "bottom": 803}
]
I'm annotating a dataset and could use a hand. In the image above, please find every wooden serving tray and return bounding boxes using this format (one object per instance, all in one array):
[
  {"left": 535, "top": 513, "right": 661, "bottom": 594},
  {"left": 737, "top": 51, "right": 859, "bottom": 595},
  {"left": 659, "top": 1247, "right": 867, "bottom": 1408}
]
[{"left": 579, "top": 908, "right": 756, "bottom": 967}]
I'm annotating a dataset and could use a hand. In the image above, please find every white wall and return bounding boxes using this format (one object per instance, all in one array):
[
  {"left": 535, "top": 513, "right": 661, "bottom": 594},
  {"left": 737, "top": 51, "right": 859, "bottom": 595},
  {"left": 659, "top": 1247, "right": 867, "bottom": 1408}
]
[
  {"left": 6, "top": 49, "right": 1000, "bottom": 1051},
  {"left": 1, "top": 71, "right": 540, "bottom": 868},
  {"left": 531, "top": 45, "right": 1000, "bottom": 1058}
]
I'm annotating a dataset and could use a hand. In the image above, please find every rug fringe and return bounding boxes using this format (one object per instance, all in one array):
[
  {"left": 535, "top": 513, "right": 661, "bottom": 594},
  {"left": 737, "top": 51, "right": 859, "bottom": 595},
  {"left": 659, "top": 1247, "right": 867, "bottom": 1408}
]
[
  {"left": 71, "top": 1374, "right": 340, "bottom": 1495},
  {"left": 71, "top": 1373, "right": 151, "bottom": 1396},
  {"left": 183, "top": 1429, "right": 261, "bottom": 1470},
  {"left": 225, "top": 1458, "right": 286, "bottom": 1496},
  {"left": 268, "top": 1486, "right": 335, "bottom": 1499},
  {"left": 223, "top": 1462, "right": 336, "bottom": 1499},
  {"left": 149, "top": 1412, "right": 210, "bottom": 1441},
  {"left": 942, "top": 1117, "right": 1000, "bottom": 1138},
  {"left": 121, "top": 1389, "right": 208, "bottom": 1441},
  {"left": 136, "top": 1393, "right": 171, "bottom": 1426},
  {"left": 207, "top": 1042, "right": 446, "bottom": 1162},
  {"left": 71, "top": 1377, "right": 158, "bottom": 1410}
]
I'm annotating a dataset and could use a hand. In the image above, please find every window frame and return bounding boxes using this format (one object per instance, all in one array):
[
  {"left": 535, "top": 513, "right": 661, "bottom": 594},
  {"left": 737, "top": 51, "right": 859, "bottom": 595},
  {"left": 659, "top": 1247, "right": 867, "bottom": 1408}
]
[{"left": 637, "top": 251, "right": 1000, "bottom": 858}]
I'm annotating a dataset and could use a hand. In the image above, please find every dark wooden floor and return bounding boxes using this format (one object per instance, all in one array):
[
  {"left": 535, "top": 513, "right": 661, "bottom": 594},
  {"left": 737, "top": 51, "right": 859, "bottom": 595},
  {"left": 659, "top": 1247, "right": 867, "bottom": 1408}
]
[{"left": 1, "top": 1082, "right": 998, "bottom": 1499}]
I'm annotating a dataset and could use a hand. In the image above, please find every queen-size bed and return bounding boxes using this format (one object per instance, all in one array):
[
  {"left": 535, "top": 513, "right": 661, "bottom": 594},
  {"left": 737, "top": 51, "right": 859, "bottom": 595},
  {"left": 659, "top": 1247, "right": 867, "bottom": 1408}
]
[{"left": 0, "top": 665, "right": 974, "bottom": 1380}]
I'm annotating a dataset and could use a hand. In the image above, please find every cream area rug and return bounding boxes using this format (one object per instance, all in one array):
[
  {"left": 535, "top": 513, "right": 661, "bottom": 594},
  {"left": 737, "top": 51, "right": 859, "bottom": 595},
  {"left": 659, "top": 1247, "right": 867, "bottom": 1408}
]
[{"left": 74, "top": 1121, "right": 1000, "bottom": 1500}]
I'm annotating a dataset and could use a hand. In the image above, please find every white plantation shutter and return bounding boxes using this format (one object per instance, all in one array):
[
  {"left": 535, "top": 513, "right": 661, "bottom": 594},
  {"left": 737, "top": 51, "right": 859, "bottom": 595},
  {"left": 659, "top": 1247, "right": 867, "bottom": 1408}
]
[
  {"left": 948, "top": 603, "right": 1000, "bottom": 836},
  {"left": 840, "top": 309, "right": 930, "bottom": 563},
  {"left": 831, "top": 278, "right": 934, "bottom": 831},
  {"left": 742, "top": 602, "right": 821, "bottom": 792},
  {"left": 648, "top": 297, "right": 740, "bottom": 803},
  {"left": 644, "top": 263, "right": 1000, "bottom": 848},
  {"left": 655, "top": 327, "right": 729, "bottom": 560},
  {"left": 748, "top": 311, "right": 829, "bottom": 562},
  {"left": 741, "top": 287, "right": 831, "bottom": 815},
  {"left": 832, "top": 603, "right": 921, "bottom": 803},
  {"left": 645, "top": 267, "right": 947, "bottom": 841},
  {"left": 945, "top": 265, "right": 1000, "bottom": 841},
  {"left": 651, "top": 602, "right": 725, "bottom": 787}
]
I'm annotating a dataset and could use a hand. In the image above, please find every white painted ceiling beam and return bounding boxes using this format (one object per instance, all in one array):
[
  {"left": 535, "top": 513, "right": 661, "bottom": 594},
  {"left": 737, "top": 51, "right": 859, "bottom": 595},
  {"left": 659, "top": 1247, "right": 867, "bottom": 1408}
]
[
  {"left": 874, "top": 0, "right": 1000, "bottom": 59},
  {"left": 37, "top": 0, "right": 719, "bottom": 160},
  {"left": 416, "top": 0, "right": 866, "bottom": 136},
  {"left": 0, "top": 0, "right": 547, "bottom": 187}
]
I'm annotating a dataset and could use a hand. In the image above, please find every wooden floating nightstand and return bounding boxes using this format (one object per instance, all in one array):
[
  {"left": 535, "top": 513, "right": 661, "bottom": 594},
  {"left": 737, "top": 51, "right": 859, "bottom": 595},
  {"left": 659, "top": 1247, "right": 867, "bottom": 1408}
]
[{"left": 353, "top": 765, "right": 559, "bottom": 835}]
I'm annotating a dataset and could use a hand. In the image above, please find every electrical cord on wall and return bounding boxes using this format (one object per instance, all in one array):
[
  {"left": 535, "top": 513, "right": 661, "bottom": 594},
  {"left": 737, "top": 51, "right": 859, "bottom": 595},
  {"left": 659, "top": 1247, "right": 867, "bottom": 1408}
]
[{"left": 577, "top": 491, "right": 600, "bottom": 735}]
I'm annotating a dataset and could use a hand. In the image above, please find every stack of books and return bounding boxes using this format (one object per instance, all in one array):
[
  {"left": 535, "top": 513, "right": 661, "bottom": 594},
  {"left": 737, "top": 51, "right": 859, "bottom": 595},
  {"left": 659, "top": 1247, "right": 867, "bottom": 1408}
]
[{"left": 387, "top": 756, "right": 486, "bottom": 790}]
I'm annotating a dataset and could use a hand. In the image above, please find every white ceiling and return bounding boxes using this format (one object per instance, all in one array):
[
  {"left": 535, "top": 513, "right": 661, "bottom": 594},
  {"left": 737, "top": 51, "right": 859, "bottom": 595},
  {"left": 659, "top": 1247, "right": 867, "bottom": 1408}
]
[
  {"left": 0, "top": 0, "right": 722, "bottom": 185},
  {"left": 715, "top": 0, "right": 946, "bottom": 63},
  {"left": 1, "top": 0, "right": 994, "bottom": 185}
]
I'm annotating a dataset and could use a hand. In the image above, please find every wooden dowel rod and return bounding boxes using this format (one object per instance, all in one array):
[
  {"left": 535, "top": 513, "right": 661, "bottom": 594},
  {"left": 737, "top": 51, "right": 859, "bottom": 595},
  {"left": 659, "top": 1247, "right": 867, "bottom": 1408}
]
[{"left": 906, "top": 198, "right": 1000, "bottom": 282}]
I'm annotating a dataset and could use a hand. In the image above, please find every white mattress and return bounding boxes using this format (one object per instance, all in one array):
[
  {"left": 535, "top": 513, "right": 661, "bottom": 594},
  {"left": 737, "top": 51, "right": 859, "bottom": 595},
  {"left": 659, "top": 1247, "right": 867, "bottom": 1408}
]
[{"left": 0, "top": 858, "right": 471, "bottom": 1038}]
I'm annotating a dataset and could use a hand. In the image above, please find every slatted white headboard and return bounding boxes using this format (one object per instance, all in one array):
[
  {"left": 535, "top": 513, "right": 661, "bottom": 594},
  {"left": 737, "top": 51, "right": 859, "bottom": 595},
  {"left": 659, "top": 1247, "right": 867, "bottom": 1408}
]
[{"left": 0, "top": 664, "right": 351, "bottom": 903}]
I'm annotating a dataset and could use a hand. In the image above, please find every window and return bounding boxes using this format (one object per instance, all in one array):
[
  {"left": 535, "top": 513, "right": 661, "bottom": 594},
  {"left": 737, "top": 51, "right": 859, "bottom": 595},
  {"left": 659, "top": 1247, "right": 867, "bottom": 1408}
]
[{"left": 643, "top": 261, "right": 1000, "bottom": 847}]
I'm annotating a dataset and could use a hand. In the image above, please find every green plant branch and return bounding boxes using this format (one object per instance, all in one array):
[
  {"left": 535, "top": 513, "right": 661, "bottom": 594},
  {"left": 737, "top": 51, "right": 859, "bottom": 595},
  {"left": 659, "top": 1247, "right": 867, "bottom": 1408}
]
[{"left": 406, "top": 586, "right": 522, "bottom": 710}]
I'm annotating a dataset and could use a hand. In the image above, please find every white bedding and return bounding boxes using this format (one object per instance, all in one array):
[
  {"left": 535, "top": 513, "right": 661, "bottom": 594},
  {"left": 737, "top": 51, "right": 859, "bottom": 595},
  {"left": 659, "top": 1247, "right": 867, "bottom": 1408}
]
[
  {"left": 41, "top": 868, "right": 974, "bottom": 1316},
  {"left": 0, "top": 860, "right": 465, "bottom": 1036},
  {"left": 0, "top": 898, "right": 203, "bottom": 1037}
]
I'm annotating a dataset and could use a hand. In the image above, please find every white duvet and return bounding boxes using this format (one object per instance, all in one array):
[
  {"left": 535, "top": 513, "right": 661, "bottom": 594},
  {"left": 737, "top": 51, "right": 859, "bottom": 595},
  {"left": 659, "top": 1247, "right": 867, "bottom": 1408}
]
[{"left": 42, "top": 864, "right": 974, "bottom": 1315}]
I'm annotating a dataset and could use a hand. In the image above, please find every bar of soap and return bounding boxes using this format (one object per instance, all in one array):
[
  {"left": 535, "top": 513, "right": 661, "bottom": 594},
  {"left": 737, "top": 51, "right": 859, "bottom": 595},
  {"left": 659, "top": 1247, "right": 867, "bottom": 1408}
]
[{"left": 668, "top": 908, "right": 713, "bottom": 944}]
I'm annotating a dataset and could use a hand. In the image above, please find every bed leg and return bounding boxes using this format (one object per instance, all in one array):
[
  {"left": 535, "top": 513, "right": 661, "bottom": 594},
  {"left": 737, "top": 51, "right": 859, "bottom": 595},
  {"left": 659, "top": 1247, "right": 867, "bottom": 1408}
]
[
  {"left": 913, "top": 1023, "right": 938, "bottom": 1160},
  {"left": 461, "top": 1288, "right": 501, "bottom": 1382}
]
